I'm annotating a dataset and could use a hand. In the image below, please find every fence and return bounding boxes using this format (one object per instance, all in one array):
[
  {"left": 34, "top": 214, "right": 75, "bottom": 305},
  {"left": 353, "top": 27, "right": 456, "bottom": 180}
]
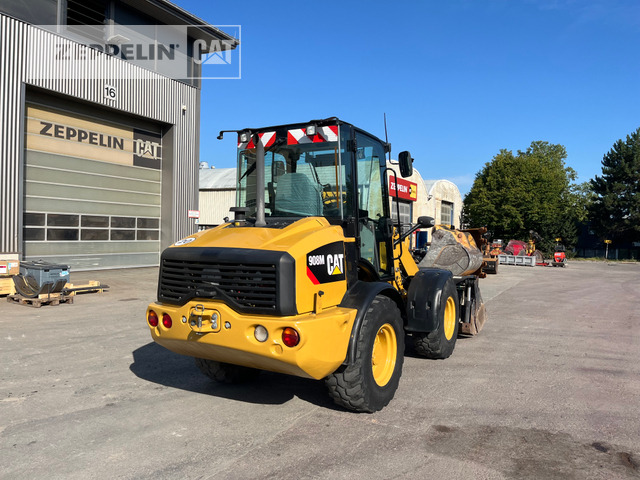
[{"left": 575, "top": 248, "right": 639, "bottom": 260}]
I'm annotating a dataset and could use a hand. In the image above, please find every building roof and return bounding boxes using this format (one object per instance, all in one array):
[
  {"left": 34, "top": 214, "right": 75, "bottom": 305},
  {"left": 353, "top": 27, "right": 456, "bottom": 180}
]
[
  {"left": 123, "top": 0, "right": 238, "bottom": 47},
  {"left": 422, "top": 179, "right": 460, "bottom": 196},
  {"left": 199, "top": 168, "right": 237, "bottom": 190}
]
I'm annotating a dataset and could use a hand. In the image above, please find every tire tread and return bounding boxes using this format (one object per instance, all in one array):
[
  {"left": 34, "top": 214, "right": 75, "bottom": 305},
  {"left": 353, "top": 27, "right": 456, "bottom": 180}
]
[{"left": 325, "top": 296, "right": 404, "bottom": 412}]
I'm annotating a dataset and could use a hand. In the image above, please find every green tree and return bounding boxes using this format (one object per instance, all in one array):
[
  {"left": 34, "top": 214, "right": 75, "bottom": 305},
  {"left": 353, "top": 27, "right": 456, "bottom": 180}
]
[
  {"left": 463, "top": 141, "right": 582, "bottom": 253},
  {"left": 589, "top": 127, "right": 640, "bottom": 243}
]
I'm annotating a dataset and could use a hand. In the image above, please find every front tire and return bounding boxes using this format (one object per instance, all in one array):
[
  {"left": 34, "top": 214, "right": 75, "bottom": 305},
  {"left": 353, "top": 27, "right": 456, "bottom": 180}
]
[
  {"left": 414, "top": 279, "right": 459, "bottom": 359},
  {"left": 195, "top": 358, "right": 259, "bottom": 384},
  {"left": 325, "top": 296, "right": 404, "bottom": 413}
]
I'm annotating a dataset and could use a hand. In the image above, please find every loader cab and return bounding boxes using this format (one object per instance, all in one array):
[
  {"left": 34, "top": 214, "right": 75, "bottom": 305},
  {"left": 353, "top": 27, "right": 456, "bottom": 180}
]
[{"left": 234, "top": 119, "right": 397, "bottom": 282}]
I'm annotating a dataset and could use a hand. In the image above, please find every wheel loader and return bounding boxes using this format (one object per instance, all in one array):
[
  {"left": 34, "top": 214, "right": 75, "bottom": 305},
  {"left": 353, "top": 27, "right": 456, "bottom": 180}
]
[{"left": 146, "top": 118, "right": 487, "bottom": 412}]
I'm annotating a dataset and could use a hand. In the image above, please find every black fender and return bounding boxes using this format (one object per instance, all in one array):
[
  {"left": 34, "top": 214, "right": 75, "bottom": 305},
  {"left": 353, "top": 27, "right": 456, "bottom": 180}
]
[
  {"left": 405, "top": 268, "right": 454, "bottom": 333},
  {"left": 339, "top": 280, "right": 404, "bottom": 366}
]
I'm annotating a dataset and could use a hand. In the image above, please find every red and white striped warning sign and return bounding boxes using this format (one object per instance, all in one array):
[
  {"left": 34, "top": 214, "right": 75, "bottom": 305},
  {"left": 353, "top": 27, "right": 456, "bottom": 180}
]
[
  {"left": 287, "top": 126, "right": 338, "bottom": 145},
  {"left": 238, "top": 131, "right": 276, "bottom": 149}
]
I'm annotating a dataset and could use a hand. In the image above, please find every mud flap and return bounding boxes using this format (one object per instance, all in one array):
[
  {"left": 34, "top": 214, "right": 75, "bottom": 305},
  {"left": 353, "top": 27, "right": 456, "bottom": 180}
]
[
  {"left": 461, "top": 301, "right": 487, "bottom": 335},
  {"left": 459, "top": 278, "right": 487, "bottom": 335}
]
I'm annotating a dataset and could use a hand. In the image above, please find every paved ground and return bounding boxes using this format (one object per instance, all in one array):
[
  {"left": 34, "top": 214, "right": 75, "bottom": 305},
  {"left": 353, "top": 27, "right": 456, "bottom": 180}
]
[{"left": 1, "top": 261, "right": 639, "bottom": 479}]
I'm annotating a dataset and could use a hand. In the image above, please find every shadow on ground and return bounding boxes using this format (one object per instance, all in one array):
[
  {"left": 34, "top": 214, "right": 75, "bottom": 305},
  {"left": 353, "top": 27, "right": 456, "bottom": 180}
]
[{"left": 130, "top": 342, "right": 341, "bottom": 410}]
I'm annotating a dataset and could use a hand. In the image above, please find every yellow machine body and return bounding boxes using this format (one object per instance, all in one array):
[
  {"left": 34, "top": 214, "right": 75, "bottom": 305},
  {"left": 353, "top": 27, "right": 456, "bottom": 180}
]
[{"left": 148, "top": 217, "right": 359, "bottom": 380}]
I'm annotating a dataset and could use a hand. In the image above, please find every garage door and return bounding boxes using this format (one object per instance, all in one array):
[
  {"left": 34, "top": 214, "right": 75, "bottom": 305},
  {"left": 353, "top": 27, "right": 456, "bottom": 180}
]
[{"left": 23, "top": 103, "right": 162, "bottom": 270}]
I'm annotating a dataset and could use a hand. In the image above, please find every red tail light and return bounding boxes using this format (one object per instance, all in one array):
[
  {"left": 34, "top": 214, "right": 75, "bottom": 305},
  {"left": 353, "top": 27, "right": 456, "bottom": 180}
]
[
  {"left": 162, "top": 314, "right": 173, "bottom": 328},
  {"left": 282, "top": 327, "right": 300, "bottom": 347},
  {"left": 148, "top": 310, "right": 159, "bottom": 327}
]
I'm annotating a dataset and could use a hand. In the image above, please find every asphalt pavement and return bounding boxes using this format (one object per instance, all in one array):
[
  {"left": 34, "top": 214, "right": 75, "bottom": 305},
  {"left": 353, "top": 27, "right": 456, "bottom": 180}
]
[{"left": 1, "top": 261, "right": 639, "bottom": 479}]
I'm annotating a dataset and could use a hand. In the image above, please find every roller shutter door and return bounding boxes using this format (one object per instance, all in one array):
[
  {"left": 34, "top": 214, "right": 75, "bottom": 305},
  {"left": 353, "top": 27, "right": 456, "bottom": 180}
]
[{"left": 23, "top": 102, "right": 162, "bottom": 270}]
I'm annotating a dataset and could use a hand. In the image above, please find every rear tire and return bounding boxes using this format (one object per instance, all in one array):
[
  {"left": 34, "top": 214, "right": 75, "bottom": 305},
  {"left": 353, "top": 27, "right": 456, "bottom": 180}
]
[
  {"left": 325, "top": 296, "right": 404, "bottom": 413},
  {"left": 414, "top": 279, "right": 459, "bottom": 359},
  {"left": 195, "top": 358, "right": 259, "bottom": 384}
]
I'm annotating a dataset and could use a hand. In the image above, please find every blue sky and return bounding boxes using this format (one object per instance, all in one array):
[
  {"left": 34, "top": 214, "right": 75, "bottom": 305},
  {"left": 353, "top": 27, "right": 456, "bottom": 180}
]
[{"left": 175, "top": 0, "right": 640, "bottom": 195}]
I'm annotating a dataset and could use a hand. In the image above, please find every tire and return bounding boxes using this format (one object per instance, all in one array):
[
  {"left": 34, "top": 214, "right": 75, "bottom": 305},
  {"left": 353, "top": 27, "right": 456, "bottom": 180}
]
[
  {"left": 413, "top": 279, "right": 459, "bottom": 359},
  {"left": 195, "top": 358, "right": 259, "bottom": 384},
  {"left": 325, "top": 296, "right": 404, "bottom": 413}
]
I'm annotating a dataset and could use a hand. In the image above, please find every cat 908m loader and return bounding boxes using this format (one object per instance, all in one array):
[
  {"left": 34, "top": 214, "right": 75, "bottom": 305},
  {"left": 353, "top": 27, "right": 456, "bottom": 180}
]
[{"left": 146, "top": 118, "right": 487, "bottom": 412}]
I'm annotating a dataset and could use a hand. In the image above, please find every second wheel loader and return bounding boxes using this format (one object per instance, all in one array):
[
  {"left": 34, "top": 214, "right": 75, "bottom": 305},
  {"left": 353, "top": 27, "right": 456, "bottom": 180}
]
[{"left": 146, "top": 118, "right": 487, "bottom": 412}]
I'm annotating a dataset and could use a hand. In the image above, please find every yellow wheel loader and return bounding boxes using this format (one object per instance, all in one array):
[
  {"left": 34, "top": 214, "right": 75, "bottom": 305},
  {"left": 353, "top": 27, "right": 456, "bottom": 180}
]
[{"left": 146, "top": 118, "right": 487, "bottom": 412}]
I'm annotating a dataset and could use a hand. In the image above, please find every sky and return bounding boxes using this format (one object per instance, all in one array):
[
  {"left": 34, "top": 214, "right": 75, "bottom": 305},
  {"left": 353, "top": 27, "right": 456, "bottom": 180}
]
[{"left": 174, "top": 0, "right": 640, "bottom": 196}]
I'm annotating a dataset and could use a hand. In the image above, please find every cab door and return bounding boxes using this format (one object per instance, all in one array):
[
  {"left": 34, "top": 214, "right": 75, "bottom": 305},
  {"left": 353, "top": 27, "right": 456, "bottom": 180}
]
[{"left": 353, "top": 130, "right": 393, "bottom": 280}]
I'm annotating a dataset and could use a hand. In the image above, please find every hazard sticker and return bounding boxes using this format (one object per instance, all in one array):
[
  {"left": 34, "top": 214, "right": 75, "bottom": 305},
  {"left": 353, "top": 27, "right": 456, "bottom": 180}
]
[{"left": 306, "top": 242, "right": 346, "bottom": 285}]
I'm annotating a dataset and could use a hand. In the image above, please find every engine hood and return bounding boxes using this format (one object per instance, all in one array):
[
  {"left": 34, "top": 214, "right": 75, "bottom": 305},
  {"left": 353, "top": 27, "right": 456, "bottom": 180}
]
[
  {"left": 171, "top": 217, "right": 344, "bottom": 259},
  {"left": 164, "top": 217, "right": 351, "bottom": 315}
]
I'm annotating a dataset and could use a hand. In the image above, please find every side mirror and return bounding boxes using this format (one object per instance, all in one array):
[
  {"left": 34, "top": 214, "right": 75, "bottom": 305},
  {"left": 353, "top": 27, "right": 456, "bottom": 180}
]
[
  {"left": 395, "top": 216, "right": 435, "bottom": 246},
  {"left": 417, "top": 216, "right": 435, "bottom": 228},
  {"left": 398, "top": 151, "right": 413, "bottom": 178}
]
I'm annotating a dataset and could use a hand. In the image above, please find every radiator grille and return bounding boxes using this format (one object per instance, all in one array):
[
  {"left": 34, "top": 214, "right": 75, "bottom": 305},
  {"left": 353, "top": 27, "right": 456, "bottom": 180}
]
[{"left": 159, "top": 258, "right": 278, "bottom": 310}]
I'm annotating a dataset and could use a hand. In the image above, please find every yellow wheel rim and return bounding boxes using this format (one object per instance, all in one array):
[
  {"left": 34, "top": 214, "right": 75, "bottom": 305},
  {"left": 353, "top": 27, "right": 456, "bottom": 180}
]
[
  {"left": 444, "top": 296, "right": 456, "bottom": 341},
  {"left": 371, "top": 323, "right": 397, "bottom": 387}
]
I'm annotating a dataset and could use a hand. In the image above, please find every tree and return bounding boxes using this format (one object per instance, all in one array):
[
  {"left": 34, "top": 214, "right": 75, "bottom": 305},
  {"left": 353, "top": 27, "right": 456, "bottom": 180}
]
[
  {"left": 463, "top": 141, "right": 582, "bottom": 253},
  {"left": 589, "top": 127, "right": 640, "bottom": 243}
]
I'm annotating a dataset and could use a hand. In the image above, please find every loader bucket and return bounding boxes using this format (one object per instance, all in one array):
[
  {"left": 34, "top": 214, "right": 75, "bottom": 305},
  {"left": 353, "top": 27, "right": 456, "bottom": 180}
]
[{"left": 418, "top": 226, "right": 484, "bottom": 276}]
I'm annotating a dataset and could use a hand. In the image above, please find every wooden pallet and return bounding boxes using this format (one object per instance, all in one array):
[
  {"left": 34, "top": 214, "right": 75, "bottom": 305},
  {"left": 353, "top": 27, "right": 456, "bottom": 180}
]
[
  {"left": 64, "top": 281, "right": 106, "bottom": 295},
  {"left": 7, "top": 292, "right": 74, "bottom": 308}
]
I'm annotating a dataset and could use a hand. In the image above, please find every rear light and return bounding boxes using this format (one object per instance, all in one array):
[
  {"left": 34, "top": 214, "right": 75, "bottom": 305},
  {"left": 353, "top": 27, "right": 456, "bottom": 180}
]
[
  {"left": 148, "top": 310, "right": 159, "bottom": 327},
  {"left": 162, "top": 314, "right": 173, "bottom": 329},
  {"left": 282, "top": 327, "right": 300, "bottom": 347}
]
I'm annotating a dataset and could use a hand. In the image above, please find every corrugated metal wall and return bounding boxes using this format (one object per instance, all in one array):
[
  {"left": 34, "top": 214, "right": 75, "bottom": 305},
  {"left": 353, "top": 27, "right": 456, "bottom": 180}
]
[
  {"left": 199, "top": 190, "right": 236, "bottom": 225},
  {"left": 0, "top": 14, "right": 199, "bottom": 254},
  {"left": 0, "top": 16, "right": 26, "bottom": 253}
]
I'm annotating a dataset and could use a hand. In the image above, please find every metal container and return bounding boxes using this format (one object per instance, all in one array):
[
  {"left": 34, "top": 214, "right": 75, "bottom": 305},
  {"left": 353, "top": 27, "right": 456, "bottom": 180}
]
[{"left": 15, "top": 261, "right": 70, "bottom": 296}]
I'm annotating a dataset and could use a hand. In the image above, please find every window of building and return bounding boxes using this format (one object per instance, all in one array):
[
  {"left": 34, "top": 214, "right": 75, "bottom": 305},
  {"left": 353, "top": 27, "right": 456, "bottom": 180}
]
[
  {"left": 67, "top": 0, "right": 108, "bottom": 26},
  {"left": 391, "top": 198, "right": 412, "bottom": 234},
  {"left": 0, "top": 0, "right": 58, "bottom": 24},
  {"left": 441, "top": 201, "right": 454, "bottom": 227},
  {"left": 24, "top": 213, "right": 160, "bottom": 242},
  {"left": 66, "top": 0, "right": 108, "bottom": 43}
]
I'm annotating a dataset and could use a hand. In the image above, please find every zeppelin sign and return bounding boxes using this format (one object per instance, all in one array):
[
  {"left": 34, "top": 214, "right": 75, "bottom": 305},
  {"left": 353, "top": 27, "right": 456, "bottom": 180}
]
[
  {"left": 38, "top": 121, "right": 126, "bottom": 150},
  {"left": 26, "top": 104, "right": 161, "bottom": 169},
  {"left": 389, "top": 177, "right": 418, "bottom": 202}
]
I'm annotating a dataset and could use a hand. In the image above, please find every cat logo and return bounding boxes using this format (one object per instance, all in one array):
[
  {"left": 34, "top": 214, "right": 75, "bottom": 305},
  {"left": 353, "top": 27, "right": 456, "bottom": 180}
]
[
  {"left": 132, "top": 128, "right": 162, "bottom": 169},
  {"left": 133, "top": 139, "right": 161, "bottom": 160},
  {"left": 327, "top": 253, "right": 344, "bottom": 276},
  {"left": 306, "top": 242, "right": 346, "bottom": 285},
  {"left": 409, "top": 184, "right": 417, "bottom": 200}
]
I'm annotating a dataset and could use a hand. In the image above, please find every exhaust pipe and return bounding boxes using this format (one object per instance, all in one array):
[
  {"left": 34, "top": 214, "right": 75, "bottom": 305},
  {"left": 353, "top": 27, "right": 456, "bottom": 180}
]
[{"left": 254, "top": 134, "right": 266, "bottom": 227}]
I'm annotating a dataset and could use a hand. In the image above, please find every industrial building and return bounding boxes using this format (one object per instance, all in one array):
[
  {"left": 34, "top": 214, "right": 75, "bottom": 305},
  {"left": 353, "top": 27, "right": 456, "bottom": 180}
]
[
  {"left": 385, "top": 161, "right": 463, "bottom": 232},
  {"left": 0, "top": 0, "right": 236, "bottom": 270},
  {"left": 198, "top": 166, "right": 236, "bottom": 227}
]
